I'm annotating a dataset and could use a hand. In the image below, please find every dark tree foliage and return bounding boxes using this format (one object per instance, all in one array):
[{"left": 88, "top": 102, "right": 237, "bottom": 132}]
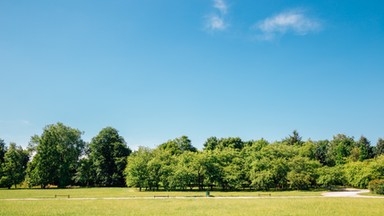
[
  {"left": 159, "top": 136, "right": 197, "bottom": 155},
  {"left": 218, "top": 137, "right": 244, "bottom": 150},
  {"left": 125, "top": 147, "right": 152, "bottom": 191},
  {"left": 356, "top": 136, "right": 373, "bottom": 161},
  {"left": 328, "top": 134, "right": 355, "bottom": 165},
  {"left": 0, "top": 139, "right": 6, "bottom": 164},
  {"left": 283, "top": 130, "right": 304, "bottom": 146},
  {"left": 74, "top": 157, "right": 94, "bottom": 187},
  {"left": 0, "top": 139, "right": 6, "bottom": 184},
  {"left": 4, "top": 127, "right": 384, "bottom": 191},
  {"left": 203, "top": 137, "right": 219, "bottom": 151},
  {"left": 90, "top": 127, "right": 131, "bottom": 187},
  {"left": 203, "top": 137, "right": 244, "bottom": 151},
  {"left": 27, "top": 123, "right": 84, "bottom": 188},
  {"left": 375, "top": 138, "right": 384, "bottom": 156},
  {"left": 0, "top": 143, "right": 29, "bottom": 188},
  {"left": 314, "top": 140, "right": 330, "bottom": 165}
]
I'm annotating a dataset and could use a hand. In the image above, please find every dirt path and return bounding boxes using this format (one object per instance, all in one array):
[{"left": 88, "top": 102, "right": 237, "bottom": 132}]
[{"left": 321, "top": 189, "right": 370, "bottom": 197}]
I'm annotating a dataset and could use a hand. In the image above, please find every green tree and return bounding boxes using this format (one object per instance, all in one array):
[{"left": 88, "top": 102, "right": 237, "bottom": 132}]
[
  {"left": 314, "top": 140, "right": 330, "bottom": 165},
  {"left": 375, "top": 138, "right": 384, "bottom": 156},
  {"left": 221, "top": 150, "right": 247, "bottom": 190},
  {"left": 169, "top": 152, "right": 198, "bottom": 190},
  {"left": 203, "top": 137, "right": 219, "bottom": 151},
  {"left": 90, "top": 127, "right": 131, "bottom": 187},
  {"left": 0, "top": 139, "right": 5, "bottom": 164},
  {"left": 218, "top": 137, "right": 244, "bottom": 150},
  {"left": 368, "top": 155, "right": 384, "bottom": 180},
  {"left": 251, "top": 157, "right": 289, "bottom": 190},
  {"left": 159, "top": 136, "right": 196, "bottom": 155},
  {"left": 250, "top": 143, "right": 297, "bottom": 190},
  {"left": 283, "top": 130, "right": 304, "bottom": 146},
  {"left": 344, "top": 161, "right": 375, "bottom": 188},
  {"left": 151, "top": 148, "right": 176, "bottom": 190},
  {"left": 316, "top": 166, "right": 345, "bottom": 189},
  {"left": 74, "top": 157, "right": 94, "bottom": 187},
  {"left": 0, "top": 139, "right": 6, "bottom": 185},
  {"left": 356, "top": 136, "right": 373, "bottom": 161},
  {"left": 201, "top": 150, "right": 221, "bottom": 190},
  {"left": 125, "top": 147, "right": 152, "bottom": 191},
  {"left": 299, "top": 140, "right": 317, "bottom": 160},
  {"left": 27, "top": 123, "right": 85, "bottom": 188},
  {"left": 328, "top": 134, "right": 355, "bottom": 165},
  {"left": 203, "top": 137, "right": 244, "bottom": 151},
  {"left": 0, "top": 143, "right": 29, "bottom": 188},
  {"left": 287, "top": 156, "right": 320, "bottom": 190}
]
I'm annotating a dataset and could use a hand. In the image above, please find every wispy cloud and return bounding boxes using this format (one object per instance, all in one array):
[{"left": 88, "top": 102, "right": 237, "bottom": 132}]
[
  {"left": 206, "top": 15, "right": 227, "bottom": 31},
  {"left": 214, "top": 0, "right": 228, "bottom": 14},
  {"left": 254, "top": 9, "right": 322, "bottom": 40},
  {"left": 20, "top": 120, "right": 32, "bottom": 126},
  {"left": 205, "top": 0, "right": 229, "bottom": 31}
]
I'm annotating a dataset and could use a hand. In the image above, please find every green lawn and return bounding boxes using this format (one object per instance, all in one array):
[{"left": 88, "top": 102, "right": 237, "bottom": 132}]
[
  {"left": 0, "top": 188, "right": 322, "bottom": 199},
  {"left": 1, "top": 188, "right": 383, "bottom": 216},
  {"left": 1, "top": 198, "right": 384, "bottom": 216}
]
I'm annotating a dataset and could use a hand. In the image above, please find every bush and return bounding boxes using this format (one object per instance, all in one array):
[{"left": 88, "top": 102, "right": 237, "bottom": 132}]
[{"left": 368, "top": 179, "right": 384, "bottom": 194}]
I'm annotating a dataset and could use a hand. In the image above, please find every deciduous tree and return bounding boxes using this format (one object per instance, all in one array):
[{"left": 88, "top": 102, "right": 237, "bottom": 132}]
[
  {"left": 90, "top": 127, "right": 131, "bottom": 187},
  {"left": 375, "top": 138, "right": 384, "bottom": 156},
  {"left": 27, "top": 123, "right": 84, "bottom": 188},
  {"left": 0, "top": 143, "right": 29, "bottom": 188},
  {"left": 125, "top": 147, "right": 152, "bottom": 191}
]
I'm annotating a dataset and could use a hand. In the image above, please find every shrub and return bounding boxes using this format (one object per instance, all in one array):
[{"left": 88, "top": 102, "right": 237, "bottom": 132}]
[{"left": 368, "top": 179, "right": 384, "bottom": 194}]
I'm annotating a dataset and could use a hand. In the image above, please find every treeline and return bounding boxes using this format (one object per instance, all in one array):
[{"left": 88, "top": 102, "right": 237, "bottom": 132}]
[
  {"left": 1, "top": 123, "right": 130, "bottom": 188},
  {"left": 1, "top": 123, "right": 384, "bottom": 191},
  {"left": 126, "top": 133, "right": 384, "bottom": 191}
]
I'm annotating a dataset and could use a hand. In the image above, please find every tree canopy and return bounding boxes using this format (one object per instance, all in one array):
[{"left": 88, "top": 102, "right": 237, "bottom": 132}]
[
  {"left": 89, "top": 127, "right": 131, "bottom": 187},
  {"left": 0, "top": 143, "right": 29, "bottom": 188},
  {"left": 26, "top": 123, "right": 84, "bottom": 188},
  {"left": 1, "top": 126, "right": 384, "bottom": 191}
]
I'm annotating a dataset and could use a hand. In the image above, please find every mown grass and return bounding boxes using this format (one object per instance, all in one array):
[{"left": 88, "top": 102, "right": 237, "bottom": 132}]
[
  {"left": 1, "top": 198, "right": 384, "bottom": 216},
  {"left": 0, "top": 188, "right": 322, "bottom": 199},
  {"left": 0, "top": 188, "right": 383, "bottom": 216}
]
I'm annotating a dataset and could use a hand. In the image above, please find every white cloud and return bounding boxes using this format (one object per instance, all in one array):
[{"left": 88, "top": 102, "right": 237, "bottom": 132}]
[
  {"left": 206, "top": 15, "right": 227, "bottom": 31},
  {"left": 214, "top": 0, "right": 228, "bottom": 15},
  {"left": 20, "top": 120, "right": 31, "bottom": 126},
  {"left": 254, "top": 9, "right": 321, "bottom": 40},
  {"left": 204, "top": 0, "right": 229, "bottom": 32}
]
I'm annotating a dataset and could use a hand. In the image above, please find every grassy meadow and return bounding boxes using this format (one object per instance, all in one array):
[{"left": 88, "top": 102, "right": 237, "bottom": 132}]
[
  {"left": 0, "top": 187, "right": 322, "bottom": 199},
  {"left": 1, "top": 188, "right": 383, "bottom": 216}
]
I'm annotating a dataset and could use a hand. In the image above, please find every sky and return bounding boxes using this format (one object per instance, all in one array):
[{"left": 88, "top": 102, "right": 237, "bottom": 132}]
[{"left": 1, "top": 0, "right": 383, "bottom": 150}]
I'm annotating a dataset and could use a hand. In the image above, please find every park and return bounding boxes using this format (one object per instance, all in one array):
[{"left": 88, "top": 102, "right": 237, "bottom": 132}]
[{"left": 1, "top": 188, "right": 384, "bottom": 215}]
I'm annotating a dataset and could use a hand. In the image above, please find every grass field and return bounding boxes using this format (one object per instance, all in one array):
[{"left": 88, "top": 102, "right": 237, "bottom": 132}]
[
  {"left": 0, "top": 187, "right": 323, "bottom": 199},
  {"left": 1, "top": 188, "right": 383, "bottom": 216}
]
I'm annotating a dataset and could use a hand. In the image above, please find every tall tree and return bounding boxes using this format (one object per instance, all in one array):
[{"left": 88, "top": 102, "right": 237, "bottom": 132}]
[
  {"left": 0, "top": 139, "right": 6, "bottom": 164},
  {"left": 203, "top": 137, "right": 219, "bottom": 151},
  {"left": 316, "top": 166, "right": 345, "bottom": 189},
  {"left": 356, "top": 136, "right": 373, "bottom": 161},
  {"left": 27, "top": 123, "right": 84, "bottom": 188},
  {"left": 375, "top": 138, "right": 384, "bottom": 156},
  {"left": 218, "top": 137, "right": 244, "bottom": 150},
  {"left": 125, "top": 147, "right": 152, "bottom": 191},
  {"left": 159, "top": 136, "right": 196, "bottom": 155},
  {"left": 287, "top": 156, "right": 320, "bottom": 190},
  {"left": 314, "top": 140, "right": 330, "bottom": 165},
  {"left": 0, "top": 139, "right": 6, "bottom": 185},
  {"left": 327, "top": 134, "right": 355, "bottom": 165},
  {"left": 0, "top": 143, "right": 29, "bottom": 189},
  {"left": 74, "top": 157, "right": 94, "bottom": 187},
  {"left": 89, "top": 127, "right": 131, "bottom": 187},
  {"left": 283, "top": 130, "right": 304, "bottom": 146}
]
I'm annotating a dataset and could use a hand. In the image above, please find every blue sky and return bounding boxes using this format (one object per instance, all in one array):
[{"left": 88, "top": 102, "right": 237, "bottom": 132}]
[{"left": 1, "top": 0, "right": 383, "bottom": 150}]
